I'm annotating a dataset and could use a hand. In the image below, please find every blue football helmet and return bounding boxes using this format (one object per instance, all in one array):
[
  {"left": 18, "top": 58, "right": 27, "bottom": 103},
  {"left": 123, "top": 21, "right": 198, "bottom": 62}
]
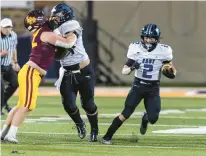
[
  {"left": 49, "top": 4, "right": 74, "bottom": 30},
  {"left": 140, "top": 24, "right": 161, "bottom": 51}
]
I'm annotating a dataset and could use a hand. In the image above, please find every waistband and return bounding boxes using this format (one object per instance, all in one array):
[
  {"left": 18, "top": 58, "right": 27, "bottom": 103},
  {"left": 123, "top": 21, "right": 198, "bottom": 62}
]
[
  {"left": 24, "top": 64, "right": 44, "bottom": 78},
  {"left": 63, "top": 63, "right": 80, "bottom": 71},
  {"left": 135, "top": 77, "right": 160, "bottom": 85}
]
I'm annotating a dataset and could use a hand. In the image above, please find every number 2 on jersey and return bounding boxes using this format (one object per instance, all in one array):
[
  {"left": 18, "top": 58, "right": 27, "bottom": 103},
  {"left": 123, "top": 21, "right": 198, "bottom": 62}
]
[{"left": 142, "top": 64, "right": 153, "bottom": 79}]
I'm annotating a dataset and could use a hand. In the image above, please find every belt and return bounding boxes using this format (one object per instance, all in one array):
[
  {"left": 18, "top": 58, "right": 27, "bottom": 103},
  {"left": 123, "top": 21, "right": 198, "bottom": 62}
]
[
  {"left": 71, "top": 70, "right": 81, "bottom": 74},
  {"left": 135, "top": 77, "right": 159, "bottom": 85}
]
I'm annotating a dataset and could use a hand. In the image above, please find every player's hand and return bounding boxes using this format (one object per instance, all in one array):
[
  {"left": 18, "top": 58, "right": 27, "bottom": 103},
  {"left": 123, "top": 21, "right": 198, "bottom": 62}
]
[
  {"left": 0, "top": 50, "right": 9, "bottom": 57},
  {"left": 162, "top": 64, "right": 176, "bottom": 79},
  {"left": 12, "top": 63, "right": 20, "bottom": 71}
]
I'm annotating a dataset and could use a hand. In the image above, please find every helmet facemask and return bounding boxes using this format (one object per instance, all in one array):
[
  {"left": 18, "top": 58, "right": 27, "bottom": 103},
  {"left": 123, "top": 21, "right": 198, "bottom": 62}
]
[{"left": 141, "top": 36, "right": 159, "bottom": 51}]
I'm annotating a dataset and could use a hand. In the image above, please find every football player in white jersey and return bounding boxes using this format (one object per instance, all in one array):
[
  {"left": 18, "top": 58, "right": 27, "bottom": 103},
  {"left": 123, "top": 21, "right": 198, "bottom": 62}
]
[
  {"left": 50, "top": 4, "right": 98, "bottom": 142},
  {"left": 102, "top": 24, "right": 177, "bottom": 145}
]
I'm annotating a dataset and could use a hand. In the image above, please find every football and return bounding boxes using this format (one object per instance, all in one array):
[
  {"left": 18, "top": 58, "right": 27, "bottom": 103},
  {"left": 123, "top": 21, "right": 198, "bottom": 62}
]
[
  {"left": 54, "top": 47, "right": 69, "bottom": 60},
  {"left": 162, "top": 63, "right": 176, "bottom": 79}
]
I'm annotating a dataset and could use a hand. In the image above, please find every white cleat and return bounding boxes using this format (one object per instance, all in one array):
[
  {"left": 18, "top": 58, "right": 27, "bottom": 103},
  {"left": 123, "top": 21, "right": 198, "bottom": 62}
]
[{"left": 4, "top": 136, "right": 19, "bottom": 144}]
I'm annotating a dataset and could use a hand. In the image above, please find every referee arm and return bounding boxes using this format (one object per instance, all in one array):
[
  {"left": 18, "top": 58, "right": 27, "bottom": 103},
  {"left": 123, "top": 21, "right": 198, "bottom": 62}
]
[
  {"left": 0, "top": 50, "right": 8, "bottom": 57},
  {"left": 12, "top": 49, "right": 20, "bottom": 71}
]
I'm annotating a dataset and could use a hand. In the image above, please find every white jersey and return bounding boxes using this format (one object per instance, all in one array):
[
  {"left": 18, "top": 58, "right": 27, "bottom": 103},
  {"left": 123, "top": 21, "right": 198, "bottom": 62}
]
[
  {"left": 127, "top": 42, "right": 173, "bottom": 81},
  {"left": 54, "top": 20, "right": 89, "bottom": 66}
]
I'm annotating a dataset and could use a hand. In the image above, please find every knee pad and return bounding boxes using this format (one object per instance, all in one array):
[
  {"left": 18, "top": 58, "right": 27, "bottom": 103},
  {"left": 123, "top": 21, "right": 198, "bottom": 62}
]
[
  {"left": 64, "top": 107, "right": 78, "bottom": 115},
  {"left": 63, "top": 102, "right": 78, "bottom": 115},
  {"left": 148, "top": 115, "right": 159, "bottom": 124},
  {"left": 121, "top": 106, "right": 135, "bottom": 119},
  {"left": 83, "top": 104, "right": 97, "bottom": 114}
]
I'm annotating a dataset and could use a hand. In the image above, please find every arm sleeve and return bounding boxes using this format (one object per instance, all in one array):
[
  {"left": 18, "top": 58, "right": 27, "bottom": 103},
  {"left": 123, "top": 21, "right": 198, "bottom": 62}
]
[
  {"left": 13, "top": 31, "right": 18, "bottom": 47},
  {"left": 125, "top": 58, "right": 135, "bottom": 67}
]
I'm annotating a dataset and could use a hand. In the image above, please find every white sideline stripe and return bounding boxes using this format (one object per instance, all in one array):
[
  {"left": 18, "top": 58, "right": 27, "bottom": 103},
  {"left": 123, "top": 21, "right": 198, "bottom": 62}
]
[
  {"left": 18, "top": 131, "right": 206, "bottom": 137},
  {"left": 152, "top": 127, "right": 206, "bottom": 134},
  {"left": 59, "top": 143, "right": 206, "bottom": 150},
  {"left": 23, "top": 122, "right": 201, "bottom": 128},
  {"left": 0, "top": 118, "right": 201, "bottom": 127}
]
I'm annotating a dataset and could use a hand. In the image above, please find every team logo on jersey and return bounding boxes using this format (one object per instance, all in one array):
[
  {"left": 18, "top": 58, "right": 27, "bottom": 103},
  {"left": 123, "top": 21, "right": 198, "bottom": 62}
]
[{"left": 26, "top": 16, "right": 36, "bottom": 25}]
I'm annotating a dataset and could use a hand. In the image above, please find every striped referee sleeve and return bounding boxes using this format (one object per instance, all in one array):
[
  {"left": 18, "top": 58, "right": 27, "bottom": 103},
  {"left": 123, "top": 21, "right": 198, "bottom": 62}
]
[{"left": 0, "top": 31, "right": 18, "bottom": 66}]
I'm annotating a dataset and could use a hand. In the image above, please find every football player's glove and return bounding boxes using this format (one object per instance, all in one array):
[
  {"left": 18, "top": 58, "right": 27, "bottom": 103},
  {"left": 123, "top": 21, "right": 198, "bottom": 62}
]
[{"left": 162, "top": 64, "right": 176, "bottom": 79}]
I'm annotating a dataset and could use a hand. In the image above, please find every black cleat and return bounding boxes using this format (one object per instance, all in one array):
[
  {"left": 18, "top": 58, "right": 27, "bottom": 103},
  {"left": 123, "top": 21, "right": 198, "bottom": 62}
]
[
  {"left": 5, "top": 105, "right": 12, "bottom": 113},
  {"left": 101, "top": 138, "right": 112, "bottom": 145},
  {"left": 88, "top": 129, "right": 98, "bottom": 142},
  {"left": 140, "top": 112, "right": 149, "bottom": 135},
  {"left": 76, "top": 122, "right": 87, "bottom": 139}
]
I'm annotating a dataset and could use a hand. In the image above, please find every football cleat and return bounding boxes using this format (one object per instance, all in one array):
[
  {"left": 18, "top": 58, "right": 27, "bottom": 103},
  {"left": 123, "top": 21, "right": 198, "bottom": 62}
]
[
  {"left": 4, "top": 135, "right": 19, "bottom": 144},
  {"left": 101, "top": 138, "right": 112, "bottom": 145},
  {"left": 76, "top": 122, "right": 87, "bottom": 139},
  {"left": 5, "top": 105, "right": 12, "bottom": 113},
  {"left": 88, "top": 129, "right": 98, "bottom": 142},
  {"left": 140, "top": 112, "right": 149, "bottom": 135}
]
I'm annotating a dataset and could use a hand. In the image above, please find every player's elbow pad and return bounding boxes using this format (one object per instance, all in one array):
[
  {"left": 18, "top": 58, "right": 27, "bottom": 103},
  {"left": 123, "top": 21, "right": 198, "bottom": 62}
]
[
  {"left": 122, "top": 67, "right": 132, "bottom": 75},
  {"left": 55, "top": 35, "right": 77, "bottom": 49}
]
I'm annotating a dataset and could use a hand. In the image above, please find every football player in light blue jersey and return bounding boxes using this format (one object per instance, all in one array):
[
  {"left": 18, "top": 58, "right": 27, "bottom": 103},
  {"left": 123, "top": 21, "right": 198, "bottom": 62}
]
[{"left": 102, "top": 24, "right": 177, "bottom": 145}]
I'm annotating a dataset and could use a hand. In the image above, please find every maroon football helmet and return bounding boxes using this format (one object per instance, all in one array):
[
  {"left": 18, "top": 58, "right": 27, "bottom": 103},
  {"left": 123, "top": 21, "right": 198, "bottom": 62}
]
[{"left": 24, "top": 10, "right": 48, "bottom": 32}]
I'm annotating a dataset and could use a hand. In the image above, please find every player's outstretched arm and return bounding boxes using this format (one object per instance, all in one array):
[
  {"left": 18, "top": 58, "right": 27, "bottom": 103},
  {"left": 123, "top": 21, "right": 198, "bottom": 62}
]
[{"left": 40, "top": 32, "right": 77, "bottom": 49}]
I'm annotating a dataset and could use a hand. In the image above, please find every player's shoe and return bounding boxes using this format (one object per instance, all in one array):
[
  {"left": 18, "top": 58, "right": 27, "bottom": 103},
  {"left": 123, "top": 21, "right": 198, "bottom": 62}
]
[
  {"left": 76, "top": 122, "right": 87, "bottom": 139},
  {"left": 88, "top": 129, "right": 98, "bottom": 142},
  {"left": 5, "top": 105, "right": 12, "bottom": 113},
  {"left": 101, "top": 137, "right": 112, "bottom": 145},
  {"left": 4, "top": 135, "right": 18, "bottom": 144},
  {"left": 140, "top": 112, "right": 149, "bottom": 135}
]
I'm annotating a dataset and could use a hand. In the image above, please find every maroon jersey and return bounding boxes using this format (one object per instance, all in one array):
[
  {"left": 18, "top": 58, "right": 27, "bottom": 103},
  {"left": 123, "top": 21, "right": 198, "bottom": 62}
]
[{"left": 29, "top": 24, "right": 55, "bottom": 71}]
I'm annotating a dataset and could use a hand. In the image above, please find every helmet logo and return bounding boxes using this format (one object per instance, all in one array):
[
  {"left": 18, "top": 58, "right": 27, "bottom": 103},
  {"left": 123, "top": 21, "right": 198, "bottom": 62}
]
[{"left": 26, "top": 16, "right": 36, "bottom": 25}]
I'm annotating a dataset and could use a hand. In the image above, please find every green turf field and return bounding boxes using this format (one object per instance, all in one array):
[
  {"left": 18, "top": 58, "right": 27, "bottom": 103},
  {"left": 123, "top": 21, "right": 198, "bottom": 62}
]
[{"left": 1, "top": 96, "right": 206, "bottom": 156}]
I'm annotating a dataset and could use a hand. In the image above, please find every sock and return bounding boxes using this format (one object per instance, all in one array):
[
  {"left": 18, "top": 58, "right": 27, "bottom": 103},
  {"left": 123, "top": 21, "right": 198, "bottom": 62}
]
[
  {"left": 69, "top": 109, "right": 83, "bottom": 124},
  {"left": 1, "top": 124, "right": 10, "bottom": 139},
  {"left": 5, "top": 125, "right": 18, "bottom": 138},
  {"left": 103, "top": 116, "right": 123, "bottom": 140},
  {"left": 87, "top": 111, "right": 98, "bottom": 132}
]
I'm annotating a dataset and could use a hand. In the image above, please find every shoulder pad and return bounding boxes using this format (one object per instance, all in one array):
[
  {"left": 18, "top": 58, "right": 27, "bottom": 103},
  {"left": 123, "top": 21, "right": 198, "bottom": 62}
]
[
  {"left": 132, "top": 42, "right": 140, "bottom": 45},
  {"left": 160, "top": 44, "right": 169, "bottom": 48},
  {"left": 59, "top": 20, "right": 81, "bottom": 34}
]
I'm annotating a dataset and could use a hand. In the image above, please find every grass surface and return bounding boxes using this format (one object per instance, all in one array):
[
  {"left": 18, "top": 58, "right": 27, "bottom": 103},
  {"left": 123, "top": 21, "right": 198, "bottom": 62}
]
[{"left": 1, "top": 96, "right": 206, "bottom": 156}]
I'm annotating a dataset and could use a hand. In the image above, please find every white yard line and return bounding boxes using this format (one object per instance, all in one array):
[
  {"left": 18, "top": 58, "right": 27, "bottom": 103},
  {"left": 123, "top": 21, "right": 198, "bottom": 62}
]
[
  {"left": 18, "top": 131, "right": 206, "bottom": 137},
  {"left": 60, "top": 143, "right": 206, "bottom": 150},
  {"left": 20, "top": 122, "right": 202, "bottom": 128}
]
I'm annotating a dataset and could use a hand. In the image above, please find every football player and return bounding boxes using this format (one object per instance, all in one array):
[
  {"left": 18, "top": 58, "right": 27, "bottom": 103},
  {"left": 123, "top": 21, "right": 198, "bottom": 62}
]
[
  {"left": 0, "top": 10, "right": 77, "bottom": 143},
  {"left": 50, "top": 4, "right": 99, "bottom": 142},
  {"left": 102, "top": 24, "right": 177, "bottom": 145}
]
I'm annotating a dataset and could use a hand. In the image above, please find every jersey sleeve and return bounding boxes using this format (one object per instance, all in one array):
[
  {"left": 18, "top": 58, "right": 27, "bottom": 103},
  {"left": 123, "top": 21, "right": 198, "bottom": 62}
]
[
  {"left": 53, "top": 28, "right": 61, "bottom": 35},
  {"left": 164, "top": 46, "right": 173, "bottom": 61},
  {"left": 58, "top": 20, "right": 82, "bottom": 35},
  {"left": 12, "top": 31, "right": 18, "bottom": 47},
  {"left": 126, "top": 43, "right": 137, "bottom": 60}
]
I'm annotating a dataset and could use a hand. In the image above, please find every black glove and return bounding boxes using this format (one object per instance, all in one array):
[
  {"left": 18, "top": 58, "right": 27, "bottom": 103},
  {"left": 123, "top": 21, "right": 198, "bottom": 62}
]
[{"left": 130, "top": 61, "right": 140, "bottom": 71}]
